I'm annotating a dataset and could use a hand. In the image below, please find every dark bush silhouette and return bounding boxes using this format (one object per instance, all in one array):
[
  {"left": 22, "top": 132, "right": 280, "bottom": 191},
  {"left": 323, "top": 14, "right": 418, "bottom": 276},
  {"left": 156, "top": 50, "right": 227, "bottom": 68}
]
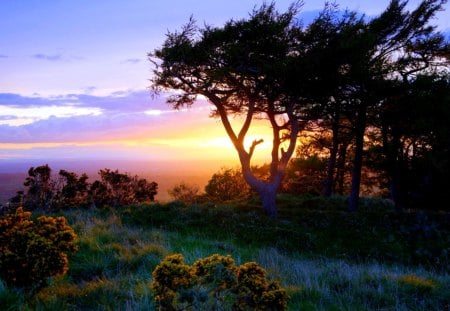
[
  {"left": 23, "top": 165, "right": 54, "bottom": 210},
  {"left": 91, "top": 169, "right": 158, "bottom": 208},
  {"left": 168, "top": 182, "right": 200, "bottom": 203},
  {"left": 9, "top": 165, "right": 158, "bottom": 210}
]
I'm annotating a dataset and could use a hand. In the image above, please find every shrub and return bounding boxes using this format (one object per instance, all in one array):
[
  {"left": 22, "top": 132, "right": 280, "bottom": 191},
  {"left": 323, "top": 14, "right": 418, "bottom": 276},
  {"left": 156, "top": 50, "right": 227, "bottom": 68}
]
[
  {"left": 151, "top": 254, "right": 193, "bottom": 310},
  {"left": 0, "top": 207, "right": 78, "bottom": 288},
  {"left": 168, "top": 182, "right": 200, "bottom": 203},
  {"left": 205, "top": 168, "right": 251, "bottom": 201},
  {"left": 151, "top": 253, "right": 288, "bottom": 310},
  {"left": 91, "top": 169, "right": 158, "bottom": 208}
]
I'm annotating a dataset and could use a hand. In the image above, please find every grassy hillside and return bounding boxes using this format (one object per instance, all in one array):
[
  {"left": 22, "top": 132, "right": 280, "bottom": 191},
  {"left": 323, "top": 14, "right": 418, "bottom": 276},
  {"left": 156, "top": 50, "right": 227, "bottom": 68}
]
[{"left": 1, "top": 195, "right": 449, "bottom": 310}]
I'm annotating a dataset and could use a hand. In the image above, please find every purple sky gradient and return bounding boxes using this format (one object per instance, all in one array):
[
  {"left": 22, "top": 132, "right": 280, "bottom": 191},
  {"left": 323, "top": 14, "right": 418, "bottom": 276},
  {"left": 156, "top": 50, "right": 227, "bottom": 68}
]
[{"left": 0, "top": 0, "right": 449, "bottom": 166}]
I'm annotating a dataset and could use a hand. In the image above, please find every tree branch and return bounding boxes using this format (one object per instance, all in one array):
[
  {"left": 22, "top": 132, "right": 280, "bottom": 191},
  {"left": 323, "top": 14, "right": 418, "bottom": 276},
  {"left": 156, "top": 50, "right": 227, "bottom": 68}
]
[
  {"left": 238, "top": 100, "right": 255, "bottom": 143},
  {"left": 249, "top": 139, "right": 264, "bottom": 160}
]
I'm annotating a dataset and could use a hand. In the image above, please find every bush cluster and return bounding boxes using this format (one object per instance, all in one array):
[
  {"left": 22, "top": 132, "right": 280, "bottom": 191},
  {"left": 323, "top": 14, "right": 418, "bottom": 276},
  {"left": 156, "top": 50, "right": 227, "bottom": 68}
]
[
  {"left": 0, "top": 207, "right": 78, "bottom": 288},
  {"left": 8, "top": 165, "right": 158, "bottom": 211},
  {"left": 151, "top": 253, "right": 288, "bottom": 310}
]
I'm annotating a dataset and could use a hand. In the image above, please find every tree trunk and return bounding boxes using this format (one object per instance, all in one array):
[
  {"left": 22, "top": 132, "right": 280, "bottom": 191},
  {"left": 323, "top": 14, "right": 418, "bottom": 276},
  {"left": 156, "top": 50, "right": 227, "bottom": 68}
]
[
  {"left": 258, "top": 184, "right": 278, "bottom": 217},
  {"left": 336, "top": 143, "right": 348, "bottom": 194},
  {"left": 323, "top": 121, "right": 339, "bottom": 196},
  {"left": 349, "top": 105, "right": 367, "bottom": 212},
  {"left": 382, "top": 124, "right": 405, "bottom": 212}
]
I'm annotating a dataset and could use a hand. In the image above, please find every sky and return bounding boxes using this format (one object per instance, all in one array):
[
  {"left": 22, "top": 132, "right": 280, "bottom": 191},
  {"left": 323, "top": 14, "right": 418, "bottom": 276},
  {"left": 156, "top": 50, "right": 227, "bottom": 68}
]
[{"left": 1, "top": 0, "right": 449, "bottom": 172}]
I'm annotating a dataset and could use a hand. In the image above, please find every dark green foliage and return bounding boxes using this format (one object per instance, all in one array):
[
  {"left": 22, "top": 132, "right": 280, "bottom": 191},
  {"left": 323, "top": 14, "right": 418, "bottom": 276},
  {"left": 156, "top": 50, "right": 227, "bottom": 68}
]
[
  {"left": 151, "top": 253, "right": 288, "bottom": 310},
  {"left": 1, "top": 200, "right": 448, "bottom": 310},
  {"left": 0, "top": 208, "right": 77, "bottom": 288},
  {"left": 205, "top": 167, "right": 251, "bottom": 202},
  {"left": 282, "top": 156, "right": 328, "bottom": 195},
  {"left": 119, "top": 196, "right": 449, "bottom": 271}
]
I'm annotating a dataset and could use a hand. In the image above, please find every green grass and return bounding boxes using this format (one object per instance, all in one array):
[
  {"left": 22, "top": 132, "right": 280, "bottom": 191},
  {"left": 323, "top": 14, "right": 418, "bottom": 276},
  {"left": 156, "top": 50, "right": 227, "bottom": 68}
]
[{"left": 1, "top": 195, "right": 449, "bottom": 310}]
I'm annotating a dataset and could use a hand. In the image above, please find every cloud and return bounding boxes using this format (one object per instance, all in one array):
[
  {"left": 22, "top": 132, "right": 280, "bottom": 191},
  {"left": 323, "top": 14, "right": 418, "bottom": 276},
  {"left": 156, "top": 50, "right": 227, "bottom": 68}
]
[
  {"left": 0, "top": 54, "right": 8, "bottom": 58},
  {"left": 121, "top": 58, "right": 142, "bottom": 64},
  {"left": 0, "top": 90, "right": 214, "bottom": 144},
  {"left": 0, "top": 104, "right": 102, "bottom": 126},
  {"left": 32, "top": 53, "right": 63, "bottom": 61}
]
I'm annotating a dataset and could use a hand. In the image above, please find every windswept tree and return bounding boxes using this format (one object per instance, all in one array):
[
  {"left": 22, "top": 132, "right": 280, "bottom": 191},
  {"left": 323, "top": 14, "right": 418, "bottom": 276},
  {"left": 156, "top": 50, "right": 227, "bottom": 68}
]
[
  {"left": 150, "top": 3, "right": 305, "bottom": 216},
  {"left": 343, "top": 0, "right": 449, "bottom": 211},
  {"left": 23, "top": 164, "right": 54, "bottom": 210},
  {"left": 54, "top": 170, "right": 90, "bottom": 209}
]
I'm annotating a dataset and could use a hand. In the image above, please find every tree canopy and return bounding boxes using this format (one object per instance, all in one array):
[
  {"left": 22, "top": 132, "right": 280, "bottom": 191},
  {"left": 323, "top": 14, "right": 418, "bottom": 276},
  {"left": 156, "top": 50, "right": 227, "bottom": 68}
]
[{"left": 150, "top": 0, "right": 450, "bottom": 216}]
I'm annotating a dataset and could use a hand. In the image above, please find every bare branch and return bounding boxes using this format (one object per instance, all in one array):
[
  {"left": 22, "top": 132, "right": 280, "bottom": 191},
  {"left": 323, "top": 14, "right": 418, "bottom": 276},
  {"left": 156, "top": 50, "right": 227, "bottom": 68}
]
[{"left": 249, "top": 139, "right": 264, "bottom": 159}]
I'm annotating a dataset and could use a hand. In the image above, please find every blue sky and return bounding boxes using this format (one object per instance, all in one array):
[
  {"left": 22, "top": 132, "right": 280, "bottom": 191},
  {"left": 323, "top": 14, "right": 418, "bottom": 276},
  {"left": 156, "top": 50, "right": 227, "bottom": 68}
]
[{"left": 0, "top": 0, "right": 449, "bottom": 165}]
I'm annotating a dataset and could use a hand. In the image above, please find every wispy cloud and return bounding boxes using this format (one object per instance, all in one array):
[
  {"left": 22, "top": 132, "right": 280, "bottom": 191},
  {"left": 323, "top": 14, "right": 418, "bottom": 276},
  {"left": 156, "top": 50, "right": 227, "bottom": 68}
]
[
  {"left": 0, "top": 54, "right": 8, "bottom": 58},
  {"left": 121, "top": 58, "right": 142, "bottom": 64},
  {"left": 32, "top": 53, "right": 63, "bottom": 61},
  {"left": 0, "top": 104, "right": 102, "bottom": 126},
  {"left": 0, "top": 90, "right": 213, "bottom": 144}
]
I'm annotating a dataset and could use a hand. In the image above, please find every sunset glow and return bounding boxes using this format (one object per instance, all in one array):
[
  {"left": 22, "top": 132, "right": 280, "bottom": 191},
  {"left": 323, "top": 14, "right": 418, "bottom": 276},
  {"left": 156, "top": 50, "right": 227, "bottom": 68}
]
[{"left": 1, "top": 0, "right": 448, "bottom": 173}]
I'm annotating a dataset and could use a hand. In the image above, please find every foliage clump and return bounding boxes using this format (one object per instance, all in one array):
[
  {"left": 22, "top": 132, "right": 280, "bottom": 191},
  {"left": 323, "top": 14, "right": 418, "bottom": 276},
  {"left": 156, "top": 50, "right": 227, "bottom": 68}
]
[
  {"left": 8, "top": 165, "right": 158, "bottom": 211},
  {"left": 0, "top": 207, "right": 78, "bottom": 288},
  {"left": 151, "top": 253, "right": 288, "bottom": 310},
  {"left": 205, "top": 168, "right": 252, "bottom": 202},
  {"left": 168, "top": 182, "right": 200, "bottom": 203}
]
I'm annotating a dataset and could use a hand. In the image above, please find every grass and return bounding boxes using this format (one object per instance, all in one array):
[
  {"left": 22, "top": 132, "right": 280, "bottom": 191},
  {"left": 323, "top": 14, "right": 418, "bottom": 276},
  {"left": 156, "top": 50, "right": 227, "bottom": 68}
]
[{"left": 1, "top": 195, "right": 449, "bottom": 310}]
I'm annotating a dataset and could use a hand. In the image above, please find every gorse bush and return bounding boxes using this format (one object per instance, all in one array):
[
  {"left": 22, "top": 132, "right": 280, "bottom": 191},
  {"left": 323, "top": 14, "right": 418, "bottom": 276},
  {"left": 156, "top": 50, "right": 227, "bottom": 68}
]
[
  {"left": 0, "top": 207, "right": 78, "bottom": 288},
  {"left": 151, "top": 253, "right": 288, "bottom": 310}
]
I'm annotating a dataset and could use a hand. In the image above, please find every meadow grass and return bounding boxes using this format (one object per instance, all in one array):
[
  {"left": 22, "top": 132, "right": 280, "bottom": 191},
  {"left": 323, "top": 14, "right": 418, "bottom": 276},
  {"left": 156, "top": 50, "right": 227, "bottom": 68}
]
[{"left": 1, "top": 196, "right": 449, "bottom": 310}]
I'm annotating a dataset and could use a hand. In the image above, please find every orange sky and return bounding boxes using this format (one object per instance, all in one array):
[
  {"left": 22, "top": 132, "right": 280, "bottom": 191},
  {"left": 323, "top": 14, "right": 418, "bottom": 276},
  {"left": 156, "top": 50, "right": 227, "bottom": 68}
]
[{"left": 0, "top": 96, "right": 276, "bottom": 173}]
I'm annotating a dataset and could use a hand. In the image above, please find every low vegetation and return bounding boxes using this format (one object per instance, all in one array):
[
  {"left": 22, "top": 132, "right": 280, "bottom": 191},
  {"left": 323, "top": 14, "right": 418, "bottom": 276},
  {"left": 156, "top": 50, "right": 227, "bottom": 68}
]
[
  {"left": 0, "top": 207, "right": 77, "bottom": 289},
  {"left": 152, "top": 253, "right": 287, "bottom": 310},
  {"left": 1, "top": 195, "right": 448, "bottom": 310},
  {"left": 5, "top": 164, "right": 158, "bottom": 213}
]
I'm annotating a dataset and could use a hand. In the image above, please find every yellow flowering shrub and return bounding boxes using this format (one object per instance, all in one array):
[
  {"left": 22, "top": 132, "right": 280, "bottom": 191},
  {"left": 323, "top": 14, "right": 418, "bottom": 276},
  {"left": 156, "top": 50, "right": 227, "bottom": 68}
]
[
  {"left": 0, "top": 207, "right": 77, "bottom": 288},
  {"left": 151, "top": 254, "right": 288, "bottom": 310}
]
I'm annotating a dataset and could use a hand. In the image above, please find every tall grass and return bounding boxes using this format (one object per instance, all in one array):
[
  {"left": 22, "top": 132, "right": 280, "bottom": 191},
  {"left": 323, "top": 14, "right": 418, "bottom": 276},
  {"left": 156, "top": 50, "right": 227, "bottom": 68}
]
[{"left": 1, "top": 197, "right": 449, "bottom": 310}]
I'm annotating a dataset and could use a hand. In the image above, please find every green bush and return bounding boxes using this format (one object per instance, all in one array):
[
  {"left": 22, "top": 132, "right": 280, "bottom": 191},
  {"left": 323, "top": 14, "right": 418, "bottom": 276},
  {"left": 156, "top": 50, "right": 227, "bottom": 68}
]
[
  {"left": 151, "top": 253, "right": 288, "bottom": 310},
  {"left": 205, "top": 167, "right": 251, "bottom": 201},
  {"left": 0, "top": 207, "right": 78, "bottom": 288}
]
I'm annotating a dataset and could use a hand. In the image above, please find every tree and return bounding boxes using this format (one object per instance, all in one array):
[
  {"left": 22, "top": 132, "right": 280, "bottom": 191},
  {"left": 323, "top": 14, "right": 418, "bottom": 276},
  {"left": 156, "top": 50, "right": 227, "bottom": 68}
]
[
  {"left": 54, "top": 169, "right": 90, "bottom": 209},
  {"left": 379, "top": 74, "right": 450, "bottom": 210},
  {"left": 333, "top": 0, "right": 449, "bottom": 211},
  {"left": 151, "top": 3, "right": 304, "bottom": 216},
  {"left": 23, "top": 164, "right": 54, "bottom": 210},
  {"left": 90, "top": 169, "right": 158, "bottom": 208}
]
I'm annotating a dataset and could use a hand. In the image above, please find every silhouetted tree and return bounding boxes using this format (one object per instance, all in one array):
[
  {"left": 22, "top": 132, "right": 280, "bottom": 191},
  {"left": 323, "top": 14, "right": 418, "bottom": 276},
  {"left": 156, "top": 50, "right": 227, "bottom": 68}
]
[
  {"left": 54, "top": 169, "right": 90, "bottom": 209},
  {"left": 333, "top": 0, "right": 449, "bottom": 211},
  {"left": 151, "top": 3, "right": 305, "bottom": 216},
  {"left": 91, "top": 169, "right": 158, "bottom": 208},
  {"left": 23, "top": 164, "right": 54, "bottom": 210},
  {"left": 379, "top": 74, "right": 450, "bottom": 210}
]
